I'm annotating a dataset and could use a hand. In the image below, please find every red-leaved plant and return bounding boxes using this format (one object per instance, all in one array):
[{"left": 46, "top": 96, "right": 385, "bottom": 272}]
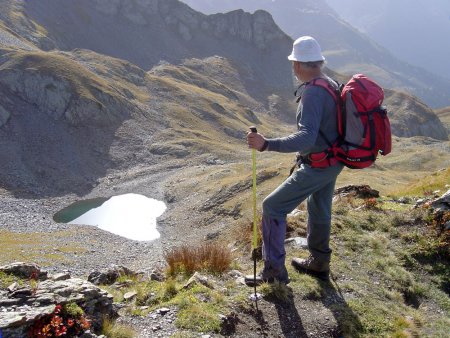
[{"left": 28, "top": 304, "right": 91, "bottom": 337}]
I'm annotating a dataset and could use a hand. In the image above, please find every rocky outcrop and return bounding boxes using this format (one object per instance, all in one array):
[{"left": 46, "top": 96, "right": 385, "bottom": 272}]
[
  {"left": 89, "top": 0, "right": 285, "bottom": 49},
  {"left": 430, "top": 190, "right": 450, "bottom": 231},
  {"left": 87, "top": 265, "right": 139, "bottom": 286},
  {"left": 0, "top": 68, "right": 72, "bottom": 120},
  {"left": 206, "top": 9, "right": 286, "bottom": 49},
  {"left": 385, "top": 89, "right": 449, "bottom": 140},
  {"left": 334, "top": 185, "right": 380, "bottom": 199},
  {"left": 0, "top": 263, "right": 115, "bottom": 338},
  {"left": 431, "top": 189, "right": 450, "bottom": 213},
  {"left": 0, "top": 50, "right": 133, "bottom": 127},
  {"left": 0, "top": 262, "right": 47, "bottom": 280}
]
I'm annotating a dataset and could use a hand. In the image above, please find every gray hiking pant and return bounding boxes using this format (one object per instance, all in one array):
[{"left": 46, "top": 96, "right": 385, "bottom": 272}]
[{"left": 261, "top": 162, "right": 344, "bottom": 271}]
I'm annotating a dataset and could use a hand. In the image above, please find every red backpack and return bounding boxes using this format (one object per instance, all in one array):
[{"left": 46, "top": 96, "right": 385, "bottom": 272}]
[{"left": 306, "top": 74, "right": 392, "bottom": 169}]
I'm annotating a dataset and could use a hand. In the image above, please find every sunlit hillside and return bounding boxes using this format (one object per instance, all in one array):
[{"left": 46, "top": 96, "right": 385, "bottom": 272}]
[{"left": 0, "top": 1, "right": 449, "bottom": 337}]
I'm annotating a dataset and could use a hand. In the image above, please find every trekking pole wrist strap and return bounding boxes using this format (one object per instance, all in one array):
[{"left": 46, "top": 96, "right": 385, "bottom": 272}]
[{"left": 259, "top": 140, "right": 269, "bottom": 152}]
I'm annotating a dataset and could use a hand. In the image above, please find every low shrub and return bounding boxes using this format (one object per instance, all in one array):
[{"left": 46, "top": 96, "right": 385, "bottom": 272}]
[
  {"left": 28, "top": 303, "right": 90, "bottom": 337},
  {"left": 165, "top": 242, "right": 232, "bottom": 276}
]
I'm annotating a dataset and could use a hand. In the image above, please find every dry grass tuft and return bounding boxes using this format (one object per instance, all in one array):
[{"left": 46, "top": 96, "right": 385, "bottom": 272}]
[
  {"left": 165, "top": 242, "right": 232, "bottom": 276},
  {"left": 101, "top": 317, "right": 136, "bottom": 338}
]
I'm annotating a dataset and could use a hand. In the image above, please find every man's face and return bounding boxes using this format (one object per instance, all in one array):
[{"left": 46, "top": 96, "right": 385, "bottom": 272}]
[{"left": 292, "top": 61, "right": 305, "bottom": 82}]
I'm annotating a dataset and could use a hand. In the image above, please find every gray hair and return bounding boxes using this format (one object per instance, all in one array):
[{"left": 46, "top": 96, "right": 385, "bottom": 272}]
[{"left": 300, "top": 60, "right": 325, "bottom": 69}]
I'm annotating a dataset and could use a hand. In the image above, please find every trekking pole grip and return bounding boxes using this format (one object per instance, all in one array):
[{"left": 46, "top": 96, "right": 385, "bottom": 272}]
[{"left": 249, "top": 126, "right": 258, "bottom": 133}]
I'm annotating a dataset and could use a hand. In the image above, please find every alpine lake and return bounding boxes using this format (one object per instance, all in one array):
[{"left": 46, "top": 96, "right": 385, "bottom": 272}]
[{"left": 53, "top": 194, "right": 167, "bottom": 241}]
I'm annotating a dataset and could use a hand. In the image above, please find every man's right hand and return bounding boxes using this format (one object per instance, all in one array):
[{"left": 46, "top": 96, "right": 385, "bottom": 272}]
[{"left": 247, "top": 131, "right": 268, "bottom": 152}]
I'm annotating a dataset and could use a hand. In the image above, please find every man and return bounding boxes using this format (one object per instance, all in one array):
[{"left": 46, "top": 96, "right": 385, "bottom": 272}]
[{"left": 245, "top": 36, "right": 344, "bottom": 285}]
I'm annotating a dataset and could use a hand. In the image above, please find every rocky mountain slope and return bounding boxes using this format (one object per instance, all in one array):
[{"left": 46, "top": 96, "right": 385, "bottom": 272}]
[
  {"left": 0, "top": 0, "right": 293, "bottom": 104},
  {"left": 181, "top": 0, "right": 450, "bottom": 108},
  {"left": 326, "top": 0, "right": 450, "bottom": 80},
  {"left": 436, "top": 107, "right": 450, "bottom": 134},
  {"left": 0, "top": 0, "right": 448, "bottom": 201},
  {"left": 384, "top": 89, "right": 448, "bottom": 140}
]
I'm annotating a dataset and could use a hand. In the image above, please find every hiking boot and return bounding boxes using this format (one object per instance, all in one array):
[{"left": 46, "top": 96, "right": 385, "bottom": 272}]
[
  {"left": 244, "top": 267, "right": 289, "bottom": 287},
  {"left": 291, "top": 256, "right": 330, "bottom": 281}
]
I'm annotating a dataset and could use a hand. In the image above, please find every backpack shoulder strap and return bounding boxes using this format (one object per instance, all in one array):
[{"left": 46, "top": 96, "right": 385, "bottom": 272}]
[
  {"left": 308, "top": 77, "right": 341, "bottom": 104},
  {"left": 308, "top": 77, "right": 344, "bottom": 143}
]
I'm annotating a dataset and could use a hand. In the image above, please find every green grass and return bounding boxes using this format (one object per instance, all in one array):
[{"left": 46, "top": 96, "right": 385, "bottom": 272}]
[
  {"left": 0, "top": 271, "right": 23, "bottom": 288},
  {"left": 0, "top": 230, "right": 81, "bottom": 266},
  {"left": 176, "top": 301, "right": 222, "bottom": 332},
  {"left": 322, "top": 196, "right": 449, "bottom": 337},
  {"left": 1, "top": 193, "right": 447, "bottom": 337},
  {"left": 259, "top": 280, "right": 292, "bottom": 302},
  {"left": 389, "top": 168, "right": 450, "bottom": 197},
  {"left": 102, "top": 274, "right": 229, "bottom": 333}
]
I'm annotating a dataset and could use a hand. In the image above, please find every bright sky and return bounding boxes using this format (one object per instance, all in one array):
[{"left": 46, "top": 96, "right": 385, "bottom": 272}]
[{"left": 70, "top": 194, "right": 167, "bottom": 241}]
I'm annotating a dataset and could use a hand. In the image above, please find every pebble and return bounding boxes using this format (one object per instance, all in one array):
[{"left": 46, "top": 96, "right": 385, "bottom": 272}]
[{"left": 123, "top": 291, "right": 138, "bottom": 301}]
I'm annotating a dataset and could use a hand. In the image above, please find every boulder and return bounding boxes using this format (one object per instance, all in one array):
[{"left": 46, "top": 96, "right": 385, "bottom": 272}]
[
  {"left": 149, "top": 269, "right": 166, "bottom": 282},
  {"left": 431, "top": 189, "right": 450, "bottom": 213},
  {"left": 285, "top": 237, "right": 308, "bottom": 249},
  {"left": 0, "top": 262, "right": 47, "bottom": 280},
  {"left": 123, "top": 291, "right": 137, "bottom": 302},
  {"left": 430, "top": 190, "right": 450, "bottom": 230},
  {"left": 0, "top": 274, "right": 114, "bottom": 337},
  {"left": 334, "top": 185, "right": 380, "bottom": 199},
  {"left": 88, "top": 265, "right": 137, "bottom": 286},
  {"left": 183, "top": 272, "right": 214, "bottom": 290},
  {"left": 51, "top": 272, "right": 71, "bottom": 281}
]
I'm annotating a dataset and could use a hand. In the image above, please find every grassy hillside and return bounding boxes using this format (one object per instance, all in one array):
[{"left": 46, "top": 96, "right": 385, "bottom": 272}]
[{"left": 8, "top": 182, "right": 445, "bottom": 337}]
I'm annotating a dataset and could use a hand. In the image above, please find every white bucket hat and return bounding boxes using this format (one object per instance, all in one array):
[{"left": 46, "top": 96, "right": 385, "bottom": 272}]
[{"left": 288, "top": 36, "right": 325, "bottom": 62}]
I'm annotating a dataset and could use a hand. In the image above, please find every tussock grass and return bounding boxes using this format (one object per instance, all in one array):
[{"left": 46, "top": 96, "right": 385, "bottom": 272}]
[
  {"left": 101, "top": 317, "right": 136, "bottom": 338},
  {"left": 260, "top": 281, "right": 292, "bottom": 302},
  {"left": 165, "top": 242, "right": 232, "bottom": 276},
  {"left": 176, "top": 302, "right": 222, "bottom": 333},
  {"left": 0, "top": 271, "right": 23, "bottom": 289}
]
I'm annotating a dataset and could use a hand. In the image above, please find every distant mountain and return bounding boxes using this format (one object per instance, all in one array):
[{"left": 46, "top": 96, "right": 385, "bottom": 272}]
[
  {"left": 326, "top": 0, "right": 450, "bottom": 80},
  {"left": 181, "top": 0, "right": 450, "bottom": 109}
]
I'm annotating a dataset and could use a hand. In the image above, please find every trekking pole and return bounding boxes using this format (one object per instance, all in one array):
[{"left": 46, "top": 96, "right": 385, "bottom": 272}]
[{"left": 249, "top": 126, "right": 259, "bottom": 302}]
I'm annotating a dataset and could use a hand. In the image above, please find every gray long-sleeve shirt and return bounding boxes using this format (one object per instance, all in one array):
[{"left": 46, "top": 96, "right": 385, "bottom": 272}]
[{"left": 267, "top": 76, "right": 339, "bottom": 155}]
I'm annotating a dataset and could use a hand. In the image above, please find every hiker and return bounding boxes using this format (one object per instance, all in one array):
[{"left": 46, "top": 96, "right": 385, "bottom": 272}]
[{"left": 245, "top": 36, "right": 344, "bottom": 285}]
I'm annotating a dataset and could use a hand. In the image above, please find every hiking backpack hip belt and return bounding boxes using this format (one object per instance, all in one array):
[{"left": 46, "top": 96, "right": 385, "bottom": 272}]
[{"left": 297, "top": 152, "right": 338, "bottom": 168}]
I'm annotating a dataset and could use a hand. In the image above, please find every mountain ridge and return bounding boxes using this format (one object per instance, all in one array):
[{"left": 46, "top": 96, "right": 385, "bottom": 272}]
[{"left": 181, "top": 0, "right": 450, "bottom": 108}]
